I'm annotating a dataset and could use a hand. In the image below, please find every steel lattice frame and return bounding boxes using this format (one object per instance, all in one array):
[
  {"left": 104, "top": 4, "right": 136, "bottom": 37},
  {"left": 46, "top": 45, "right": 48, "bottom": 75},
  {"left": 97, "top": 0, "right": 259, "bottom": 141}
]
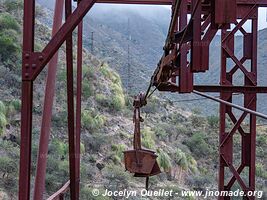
[
  {"left": 219, "top": 6, "right": 258, "bottom": 200},
  {"left": 19, "top": 0, "right": 267, "bottom": 199}
]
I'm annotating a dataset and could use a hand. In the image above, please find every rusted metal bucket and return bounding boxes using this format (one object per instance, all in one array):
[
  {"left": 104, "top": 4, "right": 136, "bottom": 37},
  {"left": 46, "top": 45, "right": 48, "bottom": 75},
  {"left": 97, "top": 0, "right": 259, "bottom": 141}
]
[
  {"left": 124, "top": 93, "right": 161, "bottom": 184},
  {"left": 124, "top": 149, "right": 161, "bottom": 177}
]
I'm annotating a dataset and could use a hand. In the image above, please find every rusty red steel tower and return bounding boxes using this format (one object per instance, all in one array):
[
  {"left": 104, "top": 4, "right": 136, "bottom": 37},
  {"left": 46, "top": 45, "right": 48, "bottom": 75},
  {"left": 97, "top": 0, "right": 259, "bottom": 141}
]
[{"left": 19, "top": 0, "right": 267, "bottom": 199}]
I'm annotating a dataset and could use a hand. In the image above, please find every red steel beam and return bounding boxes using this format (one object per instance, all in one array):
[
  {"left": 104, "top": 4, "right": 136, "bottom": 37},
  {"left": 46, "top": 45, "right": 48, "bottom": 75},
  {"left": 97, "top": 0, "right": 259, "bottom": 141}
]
[
  {"left": 75, "top": 0, "right": 83, "bottom": 198},
  {"left": 33, "top": 1, "right": 64, "bottom": 199},
  {"left": 65, "top": 0, "right": 78, "bottom": 199},
  {"left": 19, "top": 0, "right": 35, "bottom": 199},
  {"left": 179, "top": 0, "right": 193, "bottom": 92}
]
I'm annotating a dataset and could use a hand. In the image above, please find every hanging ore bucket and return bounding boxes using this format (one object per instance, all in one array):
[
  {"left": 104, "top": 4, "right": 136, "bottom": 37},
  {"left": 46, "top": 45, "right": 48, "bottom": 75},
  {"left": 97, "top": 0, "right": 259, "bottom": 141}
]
[{"left": 124, "top": 93, "right": 161, "bottom": 184}]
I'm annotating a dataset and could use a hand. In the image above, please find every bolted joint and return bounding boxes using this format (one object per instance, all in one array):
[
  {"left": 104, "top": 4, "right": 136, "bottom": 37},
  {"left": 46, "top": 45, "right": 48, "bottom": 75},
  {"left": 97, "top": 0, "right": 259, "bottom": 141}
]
[{"left": 22, "top": 51, "right": 46, "bottom": 81}]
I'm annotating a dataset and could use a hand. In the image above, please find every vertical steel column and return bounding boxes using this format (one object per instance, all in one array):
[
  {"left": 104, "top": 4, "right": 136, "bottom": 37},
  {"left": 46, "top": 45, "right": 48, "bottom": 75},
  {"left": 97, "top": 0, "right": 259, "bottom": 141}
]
[
  {"left": 190, "top": 0, "right": 202, "bottom": 72},
  {"left": 219, "top": 6, "right": 258, "bottom": 200},
  {"left": 19, "top": 0, "right": 35, "bottom": 199},
  {"left": 170, "top": 0, "right": 178, "bottom": 84},
  {"left": 219, "top": 28, "right": 231, "bottom": 200},
  {"left": 247, "top": 9, "right": 258, "bottom": 194},
  {"left": 65, "top": 0, "right": 77, "bottom": 199},
  {"left": 33, "top": 0, "right": 64, "bottom": 199},
  {"left": 76, "top": 0, "right": 83, "bottom": 198},
  {"left": 179, "top": 0, "right": 193, "bottom": 93}
]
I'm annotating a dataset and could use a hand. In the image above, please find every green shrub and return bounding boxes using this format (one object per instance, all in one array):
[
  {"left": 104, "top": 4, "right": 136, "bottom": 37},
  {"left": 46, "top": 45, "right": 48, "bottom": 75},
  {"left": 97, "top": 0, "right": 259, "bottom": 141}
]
[
  {"left": 0, "top": 30, "right": 20, "bottom": 61},
  {"left": 10, "top": 99, "right": 21, "bottom": 111},
  {"left": 170, "top": 112, "right": 187, "bottom": 123},
  {"left": 187, "top": 155, "right": 198, "bottom": 174},
  {"left": 95, "top": 94, "right": 108, "bottom": 106},
  {"left": 81, "top": 110, "right": 94, "bottom": 128},
  {"left": 154, "top": 126, "right": 168, "bottom": 140},
  {"left": 0, "top": 13, "right": 20, "bottom": 32},
  {"left": 111, "top": 83, "right": 123, "bottom": 94},
  {"left": 190, "top": 114, "right": 206, "bottom": 128},
  {"left": 103, "top": 164, "right": 131, "bottom": 191},
  {"left": 58, "top": 160, "right": 69, "bottom": 177},
  {"left": 207, "top": 115, "right": 219, "bottom": 128},
  {"left": 257, "top": 134, "right": 267, "bottom": 146},
  {"left": 142, "top": 127, "right": 155, "bottom": 149},
  {"left": 46, "top": 157, "right": 69, "bottom": 192},
  {"left": 83, "top": 65, "right": 95, "bottom": 79},
  {"left": 4, "top": 0, "right": 23, "bottom": 12},
  {"left": 49, "top": 140, "right": 68, "bottom": 159},
  {"left": 185, "top": 132, "right": 211, "bottom": 158},
  {"left": 110, "top": 82, "right": 125, "bottom": 111},
  {"left": 256, "top": 163, "right": 267, "bottom": 179},
  {"left": 176, "top": 125, "right": 190, "bottom": 136},
  {"left": 6, "top": 104, "right": 15, "bottom": 117},
  {"left": 110, "top": 95, "right": 125, "bottom": 111},
  {"left": 83, "top": 81, "right": 93, "bottom": 98},
  {"left": 45, "top": 173, "right": 60, "bottom": 194},
  {"left": 0, "top": 113, "right": 7, "bottom": 135},
  {"left": 175, "top": 148, "right": 188, "bottom": 170},
  {"left": 157, "top": 150, "right": 172, "bottom": 172},
  {"left": 6, "top": 99, "right": 21, "bottom": 117},
  {"left": 81, "top": 110, "right": 106, "bottom": 131},
  {"left": 111, "top": 144, "right": 126, "bottom": 161},
  {"left": 80, "top": 142, "right": 85, "bottom": 154},
  {"left": 94, "top": 114, "right": 106, "bottom": 128},
  {"left": 0, "top": 101, "right": 6, "bottom": 114},
  {"left": 57, "top": 68, "right": 66, "bottom": 82},
  {"left": 96, "top": 93, "right": 125, "bottom": 111},
  {"left": 84, "top": 133, "right": 108, "bottom": 153},
  {"left": 100, "top": 64, "right": 111, "bottom": 77},
  {"left": 0, "top": 156, "right": 17, "bottom": 176},
  {"left": 96, "top": 64, "right": 125, "bottom": 112},
  {"left": 99, "top": 64, "right": 120, "bottom": 85}
]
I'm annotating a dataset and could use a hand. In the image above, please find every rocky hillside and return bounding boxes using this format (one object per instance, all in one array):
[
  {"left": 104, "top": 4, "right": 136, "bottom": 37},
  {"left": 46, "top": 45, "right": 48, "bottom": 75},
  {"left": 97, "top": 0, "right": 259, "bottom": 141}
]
[{"left": 0, "top": 1, "right": 266, "bottom": 199}]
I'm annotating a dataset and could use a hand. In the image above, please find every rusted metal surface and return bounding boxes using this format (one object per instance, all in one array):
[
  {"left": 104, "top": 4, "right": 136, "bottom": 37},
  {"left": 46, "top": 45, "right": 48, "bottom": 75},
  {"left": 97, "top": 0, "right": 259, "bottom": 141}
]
[
  {"left": 178, "top": 0, "right": 193, "bottom": 92},
  {"left": 33, "top": 1, "right": 64, "bottom": 199},
  {"left": 124, "top": 94, "right": 161, "bottom": 187},
  {"left": 65, "top": 0, "right": 78, "bottom": 199},
  {"left": 75, "top": 0, "right": 83, "bottom": 197},
  {"left": 218, "top": 6, "right": 258, "bottom": 199},
  {"left": 19, "top": 0, "right": 35, "bottom": 199}
]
